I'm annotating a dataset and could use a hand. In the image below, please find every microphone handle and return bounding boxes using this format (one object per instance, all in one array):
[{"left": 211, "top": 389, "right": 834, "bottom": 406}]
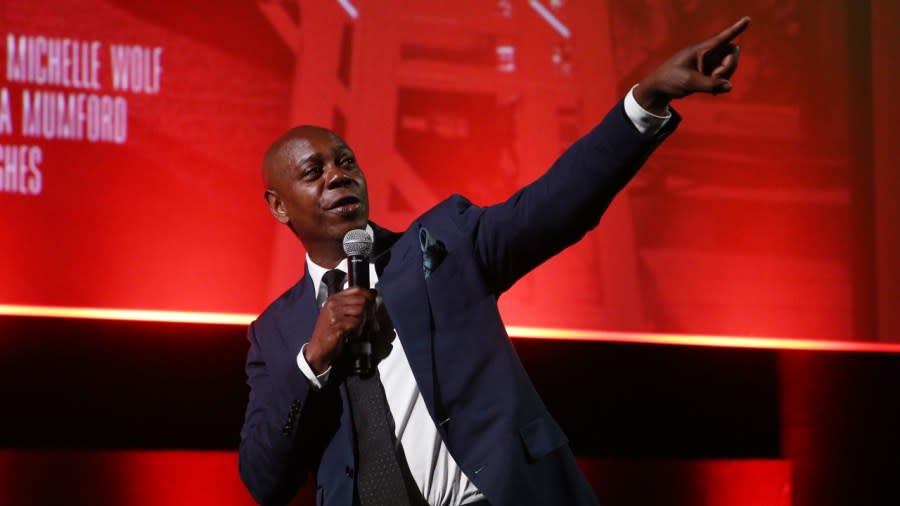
[
  {"left": 346, "top": 254, "right": 372, "bottom": 376},
  {"left": 347, "top": 255, "right": 369, "bottom": 289}
]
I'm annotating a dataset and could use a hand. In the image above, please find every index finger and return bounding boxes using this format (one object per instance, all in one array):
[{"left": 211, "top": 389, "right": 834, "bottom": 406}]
[
  {"left": 707, "top": 16, "right": 751, "bottom": 48},
  {"left": 337, "top": 286, "right": 376, "bottom": 299}
]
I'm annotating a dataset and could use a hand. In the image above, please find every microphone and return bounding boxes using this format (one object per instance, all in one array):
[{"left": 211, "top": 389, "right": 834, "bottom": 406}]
[
  {"left": 343, "top": 228, "right": 372, "bottom": 290},
  {"left": 343, "top": 229, "right": 373, "bottom": 376}
]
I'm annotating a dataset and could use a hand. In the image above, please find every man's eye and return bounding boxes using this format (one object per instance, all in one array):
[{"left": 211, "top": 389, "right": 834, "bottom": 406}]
[
  {"left": 340, "top": 157, "right": 356, "bottom": 167},
  {"left": 303, "top": 166, "right": 322, "bottom": 179}
]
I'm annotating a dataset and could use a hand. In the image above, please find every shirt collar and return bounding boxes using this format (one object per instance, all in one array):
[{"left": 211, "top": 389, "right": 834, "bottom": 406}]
[{"left": 305, "top": 224, "right": 374, "bottom": 292}]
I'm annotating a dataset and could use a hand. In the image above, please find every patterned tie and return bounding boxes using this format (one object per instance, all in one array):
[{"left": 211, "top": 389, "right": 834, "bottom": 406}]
[
  {"left": 318, "top": 269, "right": 419, "bottom": 506},
  {"left": 318, "top": 269, "right": 346, "bottom": 309}
]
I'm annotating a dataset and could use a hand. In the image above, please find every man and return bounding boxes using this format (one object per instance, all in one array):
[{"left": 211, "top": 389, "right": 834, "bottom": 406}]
[{"left": 240, "top": 17, "right": 750, "bottom": 506}]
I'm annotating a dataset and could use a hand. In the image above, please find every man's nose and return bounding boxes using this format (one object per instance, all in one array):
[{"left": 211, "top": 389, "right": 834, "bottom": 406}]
[{"left": 325, "top": 163, "right": 352, "bottom": 189}]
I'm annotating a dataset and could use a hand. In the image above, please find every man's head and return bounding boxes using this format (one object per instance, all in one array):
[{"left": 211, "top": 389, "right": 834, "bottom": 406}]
[{"left": 263, "top": 125, "right": 369, "bottom": 266}]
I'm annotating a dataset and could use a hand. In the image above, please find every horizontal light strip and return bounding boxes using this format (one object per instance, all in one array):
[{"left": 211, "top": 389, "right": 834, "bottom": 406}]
[
  {"left": 3, "top": 304, "right": 900, "bottom": 353},
  {"left": 0, "top": 304, "right": 256, "bottom": 326},
  {"left": 506, "top": 326, "right": 900, "bottom": 353}
]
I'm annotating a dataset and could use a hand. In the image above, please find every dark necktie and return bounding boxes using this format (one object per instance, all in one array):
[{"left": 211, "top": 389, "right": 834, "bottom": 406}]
[
  {"left": 318, "top": 269, "right": 346, "bottom": 309},
  {"left": 318, "top": 269, "right": 419, "bottom": 506}
]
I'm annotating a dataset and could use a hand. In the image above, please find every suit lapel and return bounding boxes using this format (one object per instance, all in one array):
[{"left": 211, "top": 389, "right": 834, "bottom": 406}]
[
  {"left": 370, "top": 222, "right": 400, "bottom": 278},
  {"left": 377, "top": 230, "right": 438, "bottom": 418},
  {"left": 275, "top": 267, "right": 318, "bottom": 355}
]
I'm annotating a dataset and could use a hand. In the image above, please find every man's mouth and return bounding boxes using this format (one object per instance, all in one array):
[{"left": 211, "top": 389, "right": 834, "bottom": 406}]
[{"left": 326, "top": 195, "right": 361, "bottom": 214}]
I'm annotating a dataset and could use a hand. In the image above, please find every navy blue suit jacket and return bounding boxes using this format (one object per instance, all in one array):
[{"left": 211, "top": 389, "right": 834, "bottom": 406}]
[{"left": 239, "top": 101, "right": 679, "bottom": 506}]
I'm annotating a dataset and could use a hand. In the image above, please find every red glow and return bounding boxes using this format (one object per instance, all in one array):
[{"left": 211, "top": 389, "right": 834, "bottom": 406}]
[
  {"left": 115, "top": 451, "right": 258, "bottom": 506},
  {"left": 577, "top": 458, "right": 792, "bottom": 506},
  {"left": 4, "top": 304, "right": 899, "bottom": 353},
  {"left": 0, "top": 450, "right": 260, "bottom": 506},
  {"left": 0, "top": 450, "right": 791, "bottom": 506}
]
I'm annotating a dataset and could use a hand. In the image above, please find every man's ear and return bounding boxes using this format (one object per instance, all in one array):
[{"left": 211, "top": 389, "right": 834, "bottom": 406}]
[{"left": 265, "top": 189, "right": 290, "bottom": 224}]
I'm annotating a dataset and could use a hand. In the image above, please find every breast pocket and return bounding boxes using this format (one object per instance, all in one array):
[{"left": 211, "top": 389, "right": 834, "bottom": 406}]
[
  {"left": 519, "top": 415, "right": 569, "bottom": 462},
  {"left": 425, "top": 253, "right": 472, "bottom": 311}
]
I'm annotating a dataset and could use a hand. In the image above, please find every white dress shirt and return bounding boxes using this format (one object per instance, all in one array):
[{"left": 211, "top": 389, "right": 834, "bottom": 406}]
[{"left": 296, "top": 89, "right": 669, "bottom": 505}]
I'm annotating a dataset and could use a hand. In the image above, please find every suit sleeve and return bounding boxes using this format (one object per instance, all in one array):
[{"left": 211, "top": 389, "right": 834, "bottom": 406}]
[
  {"left": 462, "top": 99, "right": 680, "bottom": 294},
  {"left": 238, "top": 320, "right": 316, "bottom": 505}
]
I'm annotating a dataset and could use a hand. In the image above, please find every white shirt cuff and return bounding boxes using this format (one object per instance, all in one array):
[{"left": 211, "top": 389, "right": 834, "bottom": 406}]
[
  {"left": 297, "top": 343, "right": 332, "bottom": 390},
  {"left": 624, "top": 84, "right": 672, "bottom": 136}
]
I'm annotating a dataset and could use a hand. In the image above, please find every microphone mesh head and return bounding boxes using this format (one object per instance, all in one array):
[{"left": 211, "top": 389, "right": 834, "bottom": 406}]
[{"left": 343, "top": 229, "right": 373, "bottom": 257}]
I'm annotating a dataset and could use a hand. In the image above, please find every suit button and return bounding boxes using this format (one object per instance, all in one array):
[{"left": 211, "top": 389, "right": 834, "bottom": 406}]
[{"left": 345, "top": 466, "right": 354, "bottom": 478}]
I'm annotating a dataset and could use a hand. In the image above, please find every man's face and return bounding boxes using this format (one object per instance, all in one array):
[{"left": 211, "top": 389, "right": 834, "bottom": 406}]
[{"left": 264, "top": 127, "right": 369, "bottom": 251}]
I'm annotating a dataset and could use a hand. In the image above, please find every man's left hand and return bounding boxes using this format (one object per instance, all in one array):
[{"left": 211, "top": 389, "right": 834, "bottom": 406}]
[{"left": 634, "top": 16, "right": 751, "bottom": 115}]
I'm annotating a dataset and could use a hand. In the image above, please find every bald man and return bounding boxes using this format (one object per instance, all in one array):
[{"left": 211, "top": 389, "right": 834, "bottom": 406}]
[{"left": 239, "top": 17, "right": 749, "bottom": 506}]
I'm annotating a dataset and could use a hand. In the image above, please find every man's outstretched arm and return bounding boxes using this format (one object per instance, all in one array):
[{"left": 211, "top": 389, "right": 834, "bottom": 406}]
[{"left": 468, "top": 17, "right": 751, "bottom": 294}]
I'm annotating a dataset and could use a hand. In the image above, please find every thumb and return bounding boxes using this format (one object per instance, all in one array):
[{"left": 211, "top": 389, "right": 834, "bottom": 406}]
[
  {"left": 713, "top": 79, "right": 733, "bottom": 94},
  {"left": 690, "top": 73, "right": 732, "bottom": 94}
]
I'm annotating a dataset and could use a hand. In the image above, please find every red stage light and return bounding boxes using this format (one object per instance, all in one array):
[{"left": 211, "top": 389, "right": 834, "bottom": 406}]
[{"left": 4, "top": 304, "right": 899, "bottom": 353}]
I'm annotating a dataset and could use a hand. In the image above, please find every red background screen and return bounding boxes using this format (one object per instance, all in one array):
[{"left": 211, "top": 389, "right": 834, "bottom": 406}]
[{"left": 1, "top": 0, "right": 896, "bottom": 342}]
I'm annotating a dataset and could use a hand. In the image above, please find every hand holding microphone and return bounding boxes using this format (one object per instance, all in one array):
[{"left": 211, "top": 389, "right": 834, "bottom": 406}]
[{"left": 303, "top": 229, "right": 375, "bottom": 376}]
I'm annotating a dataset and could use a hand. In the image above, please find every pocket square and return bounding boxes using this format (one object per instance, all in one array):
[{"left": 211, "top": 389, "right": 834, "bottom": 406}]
[{"left": 419, "top": 226, "right": 447, "bottom": 279}]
